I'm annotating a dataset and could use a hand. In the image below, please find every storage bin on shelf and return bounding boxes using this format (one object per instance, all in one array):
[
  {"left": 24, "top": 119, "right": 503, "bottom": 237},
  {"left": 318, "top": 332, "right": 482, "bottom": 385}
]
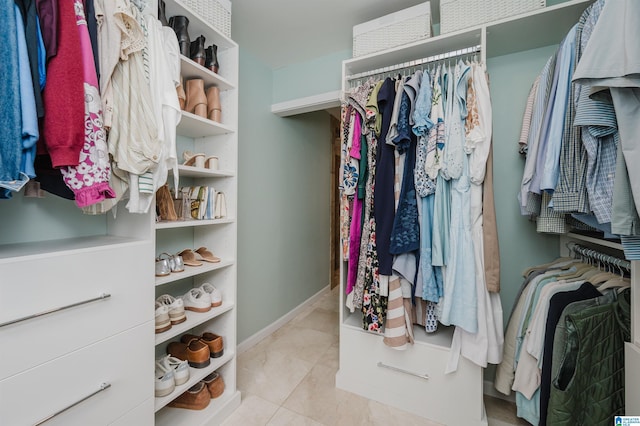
[
  {"left": 352, "top": 2, "right": 432, "bottom": 57},
  {"left": 178, "top": 0, "right": 232, "bottom": 38},
  {"left": 440, "top": 0, "right": 546, "bottom": 34}
]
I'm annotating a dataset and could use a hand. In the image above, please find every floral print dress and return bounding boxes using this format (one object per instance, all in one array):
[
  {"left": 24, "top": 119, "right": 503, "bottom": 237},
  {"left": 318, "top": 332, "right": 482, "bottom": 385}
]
[
  {"left": 360, "top": 125, "right": 387, "bottom": 332},
  {"left": 60, "top": 0, "right": 114, "bottom": 207},
  {"left": 358, "top": 88, "right": 389, "bottom": 332},
  {"left": 339, "top": 105, "right": 355, "bottom": 261}
]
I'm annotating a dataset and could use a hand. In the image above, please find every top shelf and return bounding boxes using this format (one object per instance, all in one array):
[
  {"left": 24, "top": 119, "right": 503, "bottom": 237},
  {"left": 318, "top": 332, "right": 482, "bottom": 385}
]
[
  {"left": 164, "top": 0, "right": 237, "bottom": 50},
  {"left": 344, "top": 27, "right": 482, "bottom": 76},
  {"left": 180, "top": 57, "right": 236, "bottom": 91},
  {"left": 484, "top": 0, "right": 593, "bottom": 57},
  {"left": 344, "top": 0, "right": 593, "bottom": 76},
  {"left": 564, "top": 232, "right": 623, "bottom": 251},
  {"left": 0, "top": 235, "right": 145, "bottom": 262}
]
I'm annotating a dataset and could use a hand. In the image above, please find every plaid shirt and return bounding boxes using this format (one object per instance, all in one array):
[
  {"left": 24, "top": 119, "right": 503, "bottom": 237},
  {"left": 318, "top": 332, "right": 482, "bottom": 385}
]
[
  {"left": 544, "top": 6, "right": 594, "bottom": 232},
  {"left": 520, "top": 54, "right": 557, "bottom": 216}
]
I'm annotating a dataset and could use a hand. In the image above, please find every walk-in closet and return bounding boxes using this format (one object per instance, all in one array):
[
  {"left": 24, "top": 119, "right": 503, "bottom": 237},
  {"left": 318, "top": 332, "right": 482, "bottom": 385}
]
[{"left": 0, "top": 0, "right": 638, "bottom": 425}]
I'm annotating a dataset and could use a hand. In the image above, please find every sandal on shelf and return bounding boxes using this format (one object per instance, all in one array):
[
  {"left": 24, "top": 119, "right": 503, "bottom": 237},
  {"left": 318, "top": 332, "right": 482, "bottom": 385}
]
[
  {"left": 155, "top": 257, "right": 171, "bottom": 277},
  {"left": 205, "top": 156, "right": 218, "bottom": 170},
  {"left": 158, "top": 252, "right": 185, "bottom": 273},
  {"left": 183, "top": 151, "right": 205, "bottom": 168},
  {"left": 194, "top": 247, "right": 221, "bottom": 263},
  {"left": 178, "top": 248, "right": 203, "bottom": 266}
]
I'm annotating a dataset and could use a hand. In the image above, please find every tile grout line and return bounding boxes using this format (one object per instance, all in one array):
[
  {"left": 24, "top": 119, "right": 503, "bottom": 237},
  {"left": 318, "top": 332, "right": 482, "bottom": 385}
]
[{"left": 273, "top": 296, "right": 335, "bottom": 426}]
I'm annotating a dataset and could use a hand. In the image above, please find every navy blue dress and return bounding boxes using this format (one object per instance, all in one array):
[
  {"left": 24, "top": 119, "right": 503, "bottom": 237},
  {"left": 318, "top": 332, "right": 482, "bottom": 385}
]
[{"left": 373, "top": 78, "right": 397, "bottom": 275}]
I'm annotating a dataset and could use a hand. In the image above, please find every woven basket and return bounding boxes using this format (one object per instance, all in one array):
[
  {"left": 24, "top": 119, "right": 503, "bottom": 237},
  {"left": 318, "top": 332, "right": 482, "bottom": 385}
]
[
  {"left": 179, "top": 0, "right": 232, "bottom": 38},
  {"left": 353, "top": 2, "right": 432, "bottom": 57},
  {"left": 441, "top": 0, "right": 545, "bottom": 34}
]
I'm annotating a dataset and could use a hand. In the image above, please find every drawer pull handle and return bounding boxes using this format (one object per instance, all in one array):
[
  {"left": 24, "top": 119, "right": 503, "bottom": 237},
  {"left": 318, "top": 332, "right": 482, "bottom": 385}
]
[
  {"left": 0, "top": 293, "right": 111, "bottom": 328},
  {"left": 34, "top": 382, "right": 111, "bottom": 425},
  {"left": 377, "top": 362, "right": 430, "bottom": 380}
]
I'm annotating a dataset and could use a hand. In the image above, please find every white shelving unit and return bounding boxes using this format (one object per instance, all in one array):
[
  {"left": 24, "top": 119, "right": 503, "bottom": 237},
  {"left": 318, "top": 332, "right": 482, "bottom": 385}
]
[
  {"left": 154, "top": 1, "right": 241, "bottom": 424},
  {"left": 337, "top": 1, "right": 599, "bottom": 425}
]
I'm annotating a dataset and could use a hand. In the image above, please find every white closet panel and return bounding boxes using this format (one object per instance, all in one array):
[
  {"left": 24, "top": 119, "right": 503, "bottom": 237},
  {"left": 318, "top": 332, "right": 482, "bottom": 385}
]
[
  {"left": 0, "top": 323, "right": 152, "bottom": 426},
  {"left": 338, "top": 326, "right": 484, "bottom": 425},
  {"left": 0, "top": 240, "right": 152, "bottom": 378}
]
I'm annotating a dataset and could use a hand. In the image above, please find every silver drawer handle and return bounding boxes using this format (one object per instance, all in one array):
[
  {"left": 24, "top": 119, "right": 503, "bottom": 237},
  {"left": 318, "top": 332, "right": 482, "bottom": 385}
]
[
  {"left": 34, "top": 382, "right": 111, "bottom": 425},
  {"left": 0, "top": 293, "right": 111, "bottom": 328},
  {"left": 377, "top": 362, "right": 430, "bottom": 380}
]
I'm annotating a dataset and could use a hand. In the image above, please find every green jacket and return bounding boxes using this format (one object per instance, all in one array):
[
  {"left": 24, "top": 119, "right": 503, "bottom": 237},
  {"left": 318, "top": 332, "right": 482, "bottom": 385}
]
[{"left": 547, "top": 289, "right": 630, "bottom": 425}]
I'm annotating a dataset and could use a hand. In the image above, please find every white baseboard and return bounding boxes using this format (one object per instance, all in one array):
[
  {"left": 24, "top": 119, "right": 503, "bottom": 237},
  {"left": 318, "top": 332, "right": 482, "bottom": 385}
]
[
  {"left": 237, "top": 285, "right": 331, "bottom": 354},
  {"left": 483, "top": 379, "right": 515, "bottom": 403}
]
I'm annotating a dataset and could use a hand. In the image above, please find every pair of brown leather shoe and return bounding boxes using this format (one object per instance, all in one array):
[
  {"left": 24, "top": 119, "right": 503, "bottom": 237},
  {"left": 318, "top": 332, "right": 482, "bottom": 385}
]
[
  {"left": 167, "top": 338, "right": 210, "bottom": 369},
  {"left": 182, "top": 332, "right": 224, "bottom": 358},
  {"left": 202, "top": 371, "right": 225, "bottom": 399},
  {"left": 178, "top": 79, "right": 222, "bottom": 123},
  {"left": 167, "top": 371, "right": 225, "bottom": 410}
]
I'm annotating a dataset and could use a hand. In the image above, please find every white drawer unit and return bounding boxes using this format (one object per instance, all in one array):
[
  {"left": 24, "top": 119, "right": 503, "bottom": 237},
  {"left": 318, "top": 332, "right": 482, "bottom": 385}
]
[
  {"left": 110, "top": 398, "right": 154, "bottom": 426},
  {"left": 336, "top": 323, "right": 486, "bottom": 426},
  {"left": 0, "top": 240, "right": 153, "bottom": 379},
  {"left": 0, "top": 323, "right": 152, "bottom": 426}
]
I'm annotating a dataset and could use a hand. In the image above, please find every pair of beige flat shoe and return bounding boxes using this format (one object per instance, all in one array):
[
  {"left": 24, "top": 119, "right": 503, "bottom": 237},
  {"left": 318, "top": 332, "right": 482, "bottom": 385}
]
[{"left": 178, "top": 247, "right": 221, "bottom": 267}]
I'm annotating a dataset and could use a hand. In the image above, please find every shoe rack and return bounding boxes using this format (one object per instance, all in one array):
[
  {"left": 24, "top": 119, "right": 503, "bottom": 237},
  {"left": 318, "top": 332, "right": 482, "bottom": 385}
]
[{"left": 154, "top": 0, "right": 241, "bottom": 424}]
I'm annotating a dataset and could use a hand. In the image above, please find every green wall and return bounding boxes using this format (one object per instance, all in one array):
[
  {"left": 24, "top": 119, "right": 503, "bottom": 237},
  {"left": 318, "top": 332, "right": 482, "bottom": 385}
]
[
  {"left": 272, "top": 49, "right": 351, "bottom": 103},
  {"left": 487, "top": 44, "right": 562, "bottom": 327},
  {"left": 0, "top": 190, "right": 107, "bottom": 245},
  {"left": 242, "top": 0, "right": 577, "bottom": 348},
  {"left": 237, "top": 49, "right": 332, "bottom": 342}
]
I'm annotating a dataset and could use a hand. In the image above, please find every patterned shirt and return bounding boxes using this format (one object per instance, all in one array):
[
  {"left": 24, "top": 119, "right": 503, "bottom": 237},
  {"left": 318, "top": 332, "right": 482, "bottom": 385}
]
[
  {"left": 549, "top": 4, "right": 596, "bottom": 218},
  {"left": 519, "top": 54, "right": 557, "bottom": 216},
  {"left": 570, "top": 0, "right": 614, "bottom": 224}
]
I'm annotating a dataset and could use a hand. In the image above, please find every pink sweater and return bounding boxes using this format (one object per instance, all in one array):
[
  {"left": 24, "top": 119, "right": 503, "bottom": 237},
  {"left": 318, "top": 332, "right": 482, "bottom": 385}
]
[{"left": 42, "top": 0, "right": 84, "bottom": 168}]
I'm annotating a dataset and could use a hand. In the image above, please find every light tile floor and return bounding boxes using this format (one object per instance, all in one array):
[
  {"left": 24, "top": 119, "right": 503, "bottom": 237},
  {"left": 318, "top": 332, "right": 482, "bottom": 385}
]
[{"left": 223, "top": 287, "right": 525, "bottom": 426}]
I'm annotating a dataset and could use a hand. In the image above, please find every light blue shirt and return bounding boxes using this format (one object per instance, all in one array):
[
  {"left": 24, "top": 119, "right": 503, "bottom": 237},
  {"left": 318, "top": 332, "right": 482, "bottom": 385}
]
[
  {"left": 412, "top": 70, "right": 433, "bottom": 137},
  {"left": 529, "top": 51, "right": 562, "bottom": 195},
  {"left": 540, "top": 25, "right": 577, "bottom": 193},
  {"left": 519, "top": 54, "right": 557, "bottom": 214}
]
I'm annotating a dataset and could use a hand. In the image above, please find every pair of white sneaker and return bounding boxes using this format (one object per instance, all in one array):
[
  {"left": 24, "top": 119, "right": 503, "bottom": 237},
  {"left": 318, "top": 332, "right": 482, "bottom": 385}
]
[
  {"left": 155, "top": 355, "right": 190, "bottom": 397},
  {"left": 179, "top": 283, "right": 222, "bottom": 313},
  {"left": 155, "top": 296, "right": 186, "bottom": 334}
]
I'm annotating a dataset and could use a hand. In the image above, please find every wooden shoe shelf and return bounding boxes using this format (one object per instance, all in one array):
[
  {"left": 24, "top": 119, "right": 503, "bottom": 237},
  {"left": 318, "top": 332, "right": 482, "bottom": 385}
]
[{"left": 156, "top": 0, "right": 241, "bottom": 425}]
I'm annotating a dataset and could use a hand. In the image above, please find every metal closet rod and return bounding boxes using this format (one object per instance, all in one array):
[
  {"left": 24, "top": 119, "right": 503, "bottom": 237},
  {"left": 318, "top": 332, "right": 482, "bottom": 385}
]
[
  {"left": 346, "top": 44, "right": 482, "bottom": 81},
  {"left": 567, "top": 241, "right": 631, "bottom": 272}
]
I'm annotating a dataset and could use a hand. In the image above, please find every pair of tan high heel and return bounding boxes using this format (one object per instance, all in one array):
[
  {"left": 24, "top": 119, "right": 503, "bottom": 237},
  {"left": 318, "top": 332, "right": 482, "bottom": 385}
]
[{"left": 176, "top": 78, "right": 222, "bottom": 123}]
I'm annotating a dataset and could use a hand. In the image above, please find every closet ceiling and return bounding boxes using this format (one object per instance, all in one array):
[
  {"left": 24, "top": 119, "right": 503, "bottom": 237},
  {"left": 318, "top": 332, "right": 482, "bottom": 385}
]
[{"left": 231, "top": 0, "right": 435, "bottom": 69}]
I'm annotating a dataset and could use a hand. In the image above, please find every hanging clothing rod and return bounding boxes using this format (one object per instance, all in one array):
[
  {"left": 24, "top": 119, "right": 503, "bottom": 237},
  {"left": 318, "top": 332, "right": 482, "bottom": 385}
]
[
  {"left": 346, "top": 44, "right": 482, "bottom": 81},
  {"left": 567, "top": 242, "right": 631, "bottom": 272}
]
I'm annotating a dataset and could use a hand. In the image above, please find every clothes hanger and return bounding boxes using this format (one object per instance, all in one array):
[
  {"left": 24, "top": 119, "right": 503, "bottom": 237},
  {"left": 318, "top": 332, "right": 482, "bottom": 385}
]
[
  {"left": 521, "top": 256, "right": 577, "bottom": 278},
  {"left": 560, "top": 253, "right": 597, "bottom": 281},
  {"left": 596, "top": 258, "right": 631, "bottom": 291},
  {"left": 575, "top": 265, "right": 600, "bottom": 281}
]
